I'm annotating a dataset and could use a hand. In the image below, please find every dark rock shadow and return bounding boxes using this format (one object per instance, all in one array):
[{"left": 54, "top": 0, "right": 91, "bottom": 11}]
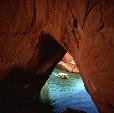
[{"left": 0, "top": 67, "right": 54, "bottom": 113}]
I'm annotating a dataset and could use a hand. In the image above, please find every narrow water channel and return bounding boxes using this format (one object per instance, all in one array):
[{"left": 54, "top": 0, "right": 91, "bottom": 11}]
[{"left": 40, "top": 68, "right": 99, "bottom": 113}]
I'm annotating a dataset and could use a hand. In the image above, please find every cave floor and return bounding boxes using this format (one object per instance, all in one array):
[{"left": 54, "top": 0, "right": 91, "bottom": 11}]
[{"left": 40, "top": 68, "right": 99, "bottom": 113}]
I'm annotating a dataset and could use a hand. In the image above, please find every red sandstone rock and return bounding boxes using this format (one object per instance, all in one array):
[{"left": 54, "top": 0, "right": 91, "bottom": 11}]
[
  {"left": 0, "top": 0, "right": 114, "bottom": 113},
  {"left": 56, "top": 52, "right": 79, "bottom": 73}
]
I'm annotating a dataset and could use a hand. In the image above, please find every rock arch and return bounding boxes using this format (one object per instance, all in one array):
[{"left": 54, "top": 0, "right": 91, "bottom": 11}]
[{"left": 0, "top": 0, "right": 114, "bottom": 113}]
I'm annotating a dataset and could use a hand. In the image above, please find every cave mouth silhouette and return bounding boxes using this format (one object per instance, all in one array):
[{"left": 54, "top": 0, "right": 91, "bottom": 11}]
[
  {"left": 36, "top": 33, "right": 99, "bottom": 113},
  {"left": 0, "top": 33, "right": 98, "bottom": 113},
  {"left": 40, "top": 56, "right": 99, "bottom": 113}
]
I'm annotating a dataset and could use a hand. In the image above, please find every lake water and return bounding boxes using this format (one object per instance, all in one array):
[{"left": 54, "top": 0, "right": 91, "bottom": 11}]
[{"left": 40, "top": 68, "right": 99, "bottom": 113}]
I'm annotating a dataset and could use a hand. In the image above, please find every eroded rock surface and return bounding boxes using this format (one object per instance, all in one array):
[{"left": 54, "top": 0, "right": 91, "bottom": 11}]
[
  {"left": 56, "top": 52, "right": 79, "bottom": 73},
  {"left": 0, "top": 0, "right": 114, "bottom": 113}
]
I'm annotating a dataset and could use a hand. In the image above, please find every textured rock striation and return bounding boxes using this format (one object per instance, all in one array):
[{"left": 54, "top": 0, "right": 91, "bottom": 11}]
[{"left": 0, "top": 0, "right": 114, "bottom": 113}]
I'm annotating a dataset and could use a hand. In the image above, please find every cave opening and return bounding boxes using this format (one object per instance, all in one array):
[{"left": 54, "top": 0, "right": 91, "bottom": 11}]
[
  {"left": 0, "top": 33, "right": 99, "bottom": 113},
  {"left": 35, "top": 34, "right": 99, "bottom": 113},
  {"left": 40, "top": 52, "right": 99, "bottom": 113},
  {"left": 40, "top": 53, "right": 98, "bottom": 113}
]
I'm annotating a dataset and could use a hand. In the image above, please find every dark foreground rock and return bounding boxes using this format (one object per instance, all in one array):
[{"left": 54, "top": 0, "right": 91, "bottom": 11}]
[{"left": 62, "top": 108, "right": 87, "bottom": 113}]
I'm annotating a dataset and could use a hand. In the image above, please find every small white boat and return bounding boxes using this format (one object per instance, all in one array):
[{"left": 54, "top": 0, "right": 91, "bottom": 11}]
[{"left": 57, "top": 72, "right": 69, "bottom": 79}]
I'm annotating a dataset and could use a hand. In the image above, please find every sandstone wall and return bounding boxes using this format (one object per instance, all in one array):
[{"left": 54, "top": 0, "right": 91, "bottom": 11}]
[{"left": 0, "top": 0, "right": 114, "bottom": 113}]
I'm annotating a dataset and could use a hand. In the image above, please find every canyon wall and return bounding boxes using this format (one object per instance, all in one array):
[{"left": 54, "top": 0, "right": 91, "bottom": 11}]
[
  {"left": 0, "top": 0, "right": 114, "bottom": 113},
  {"left": 56, "top": 52, "right": 79, "bottom": 73}
]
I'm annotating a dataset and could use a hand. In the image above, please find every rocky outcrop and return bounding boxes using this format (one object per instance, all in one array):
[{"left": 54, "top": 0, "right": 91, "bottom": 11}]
[
  {"left": 0, "top": 0, "right": 114, "bottom": 113},
  {"left": 56, "top": 52, "right": 79, "bottom": 73}
]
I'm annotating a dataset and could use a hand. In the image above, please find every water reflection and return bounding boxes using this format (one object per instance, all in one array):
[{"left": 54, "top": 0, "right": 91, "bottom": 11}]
[{"left": 40, "top": 68, "right": 99, "bottom": 113}]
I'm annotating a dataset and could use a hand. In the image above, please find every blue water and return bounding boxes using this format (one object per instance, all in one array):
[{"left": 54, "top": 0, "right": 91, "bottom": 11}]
[{"left": 41, "top": 68, "right": 99, "bottom": 113}]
